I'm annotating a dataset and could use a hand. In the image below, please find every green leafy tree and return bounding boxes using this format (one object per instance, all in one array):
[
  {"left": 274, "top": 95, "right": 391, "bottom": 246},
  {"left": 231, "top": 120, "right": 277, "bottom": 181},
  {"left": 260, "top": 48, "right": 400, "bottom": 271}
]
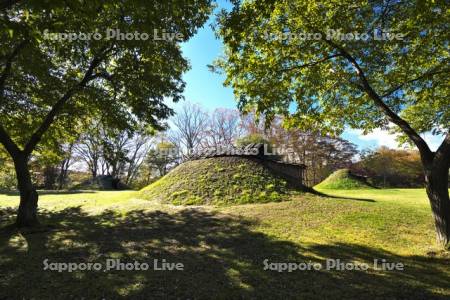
[
  {"left": 0, "top": 0, "right": 212, "bottom": 226},
  {"left": 215, "top": 1, "right": 450, "bottom": 247}
]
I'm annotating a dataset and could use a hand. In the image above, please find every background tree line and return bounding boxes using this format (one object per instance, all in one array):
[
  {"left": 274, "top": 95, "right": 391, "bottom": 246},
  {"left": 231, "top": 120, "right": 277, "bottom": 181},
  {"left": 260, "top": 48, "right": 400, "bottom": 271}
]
[{"left": 0, "top": 102, "right": 428, "bottom": 190}]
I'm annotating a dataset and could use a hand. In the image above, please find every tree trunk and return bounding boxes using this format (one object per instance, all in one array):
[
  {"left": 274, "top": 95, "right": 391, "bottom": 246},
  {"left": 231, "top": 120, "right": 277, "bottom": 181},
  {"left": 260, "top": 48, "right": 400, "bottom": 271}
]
[
  {"left": 424, "top": 161, "right": 450, "bottom": 249},
  {"left": 57, "top": 160, "right": 68, "bottom": 190},
  {"left": 13, "top": 154, "right": 39, "bottom": 227},
  {"left": 43, "top": 165, "right": 57, "bottom": 190}
]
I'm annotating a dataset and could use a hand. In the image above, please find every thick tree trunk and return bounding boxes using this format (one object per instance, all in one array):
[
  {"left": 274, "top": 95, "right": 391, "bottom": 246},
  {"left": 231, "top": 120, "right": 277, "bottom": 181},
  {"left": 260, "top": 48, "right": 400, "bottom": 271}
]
[
  {"left": 424, "top": 161, "right": 450, "bottom": 249},
  {"left": 13, "top": 154, "right": 39, "bottom": 227}
]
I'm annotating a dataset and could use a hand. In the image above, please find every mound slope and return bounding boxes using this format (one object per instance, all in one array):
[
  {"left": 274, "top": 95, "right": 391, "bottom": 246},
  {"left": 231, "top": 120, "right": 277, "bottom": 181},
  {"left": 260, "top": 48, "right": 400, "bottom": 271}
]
[
  {"left": 314, "top": 169, "right": 373, "bottom": 190},
  {"left": 139, "top": 157, "right": 297, "bottom": 205}
]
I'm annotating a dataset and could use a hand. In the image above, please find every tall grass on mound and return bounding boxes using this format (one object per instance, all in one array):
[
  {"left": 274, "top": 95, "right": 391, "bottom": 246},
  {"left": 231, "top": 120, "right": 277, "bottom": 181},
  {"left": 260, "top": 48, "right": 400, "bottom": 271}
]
[
  {"left": 315, "top": 169, "right": 373, "bottom": 190},
  {"left": 139, "top": 157, "right": 296, "bottom": 205}
]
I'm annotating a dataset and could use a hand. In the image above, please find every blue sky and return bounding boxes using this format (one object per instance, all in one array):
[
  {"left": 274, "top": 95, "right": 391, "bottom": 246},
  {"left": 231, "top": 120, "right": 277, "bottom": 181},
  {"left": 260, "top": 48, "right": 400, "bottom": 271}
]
[
  {"left": 178, "top": 2, "right": 235, "bottom": 111},
  {"left": 175, "top": 2, "right": 443, "bottom": 152}
]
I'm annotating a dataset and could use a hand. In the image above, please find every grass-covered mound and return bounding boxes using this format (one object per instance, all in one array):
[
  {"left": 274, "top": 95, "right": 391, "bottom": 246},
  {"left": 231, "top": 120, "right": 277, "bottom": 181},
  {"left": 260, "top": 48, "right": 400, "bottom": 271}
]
[
  {"left": 140, "top": 157, "right": 296, "bottom": 205},
  {"left": 315, "top": 169, "right": 374, "bottom": 190}
]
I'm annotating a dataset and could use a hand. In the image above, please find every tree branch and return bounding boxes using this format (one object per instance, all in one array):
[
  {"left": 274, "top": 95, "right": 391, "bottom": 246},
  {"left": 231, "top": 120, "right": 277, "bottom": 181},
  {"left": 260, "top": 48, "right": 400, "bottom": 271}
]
[
  {"left": 88, "top": 70, "right": 113, "bottom": 82},
  {"left": 0, "top": 124, "right": 20, "bottom": 156},
  {"left": 365, "top": 0, "right": 393, "bottom": 37},
  {"left": 435, "top": 133, "right": 450, "bottom": 167},
  {"left": 280, "top": 54, "right": 341, "bottom": 72},
  {"left": 323, "top": 38, "right": 433, "bottom": 159},
  {"left": 0, "top": 40, "right": 26, "bottom": 98},
  {"left": 381, "top": 66, "right": 449, "bottom": 98},
  {"left": 0, "top": 41, "right": 27, "bottom": 157},
  {"left": 23, "top": 52, "right": 108, "bottom": 156}
]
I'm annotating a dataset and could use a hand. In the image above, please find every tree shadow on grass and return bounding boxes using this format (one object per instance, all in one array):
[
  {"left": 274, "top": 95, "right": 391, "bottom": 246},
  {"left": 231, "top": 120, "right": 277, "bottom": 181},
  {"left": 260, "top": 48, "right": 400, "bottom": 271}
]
[
  {"left": 0, "top": 190, "right": 97, "bottom": 197},
  {"left": 0, "top": 206, "right": 449, "bottom": 299},
  {"left": 309, "top": 188, "right": 376, "bottom": 202}
]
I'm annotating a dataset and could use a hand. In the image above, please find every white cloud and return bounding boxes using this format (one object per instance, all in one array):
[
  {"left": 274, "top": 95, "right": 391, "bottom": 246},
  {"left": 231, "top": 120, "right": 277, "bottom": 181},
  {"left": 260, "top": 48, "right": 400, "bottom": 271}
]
[
  {"left": 355, "top": 128, "right": 401, "bottom": 149},
  {"left": 347, "top": 127, "right": 444, "bottom": 151}
]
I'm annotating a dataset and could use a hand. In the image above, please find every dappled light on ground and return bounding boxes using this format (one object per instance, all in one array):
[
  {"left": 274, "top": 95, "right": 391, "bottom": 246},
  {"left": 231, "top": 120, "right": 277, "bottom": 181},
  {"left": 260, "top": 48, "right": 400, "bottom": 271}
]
[{"left": 1, "top": 204, "right": 449, "bottom": 299}]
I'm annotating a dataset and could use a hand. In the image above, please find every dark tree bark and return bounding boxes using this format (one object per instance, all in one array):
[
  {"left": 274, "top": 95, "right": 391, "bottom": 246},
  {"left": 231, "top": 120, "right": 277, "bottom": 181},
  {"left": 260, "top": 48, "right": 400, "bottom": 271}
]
[
  {"left": 13, "top": 153, "right": 39, "bottom": 227},
  {"left": 57, "top": 159, "right": 69, "bottom": 190},
  {"left": 91, "top": 167, "right": 98, "bottom": 180},
  {"left": 43, "top": 165, "right": 58, "bottom": 189},
  {"left": 425, "top": 168, "right": 450, "bottom": 248},
  {"left": 421, "top": 141, "right": 450, "bottom": 249}
]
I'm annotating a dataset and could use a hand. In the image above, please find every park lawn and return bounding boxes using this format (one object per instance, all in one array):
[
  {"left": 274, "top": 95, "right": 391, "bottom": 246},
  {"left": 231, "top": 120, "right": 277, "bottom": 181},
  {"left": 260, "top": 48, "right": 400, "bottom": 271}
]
[{"left": 0, "top": 189, "right": 449, "bottom": 299}]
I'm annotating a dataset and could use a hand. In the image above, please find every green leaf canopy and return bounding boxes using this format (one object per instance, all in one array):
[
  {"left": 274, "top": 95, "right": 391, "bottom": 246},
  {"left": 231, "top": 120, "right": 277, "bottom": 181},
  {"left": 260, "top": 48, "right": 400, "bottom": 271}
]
[
  {"left": 215, "top": 0, "right": 449, "bottom": 137},
  {"left": 0, "top": 0, "right": 212, "bottom": 150}
]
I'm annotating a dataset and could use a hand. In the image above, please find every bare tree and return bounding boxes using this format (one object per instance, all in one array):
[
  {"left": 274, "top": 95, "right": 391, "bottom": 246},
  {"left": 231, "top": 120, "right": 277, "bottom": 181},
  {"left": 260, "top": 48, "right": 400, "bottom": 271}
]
[
  {"left": 75, "top": 123, "right": 103, "bottom": 179},
  {"left": 170, "top": 102, "right": 209, "bottom": 157},
  {"left": 124, "top": 133, "right": 153, "bottom": 185},
  {"left": 203, "top": 108, "right": 243, "bottom": 147},
  {"left": 240, "top": 114, "right": 358, "bottom": 186},
  {"left": 57, "top": 141, "right": 78, "bottom": 189},
  {"left": 101, "top": 129, "right": 131, "bottom": 179}
]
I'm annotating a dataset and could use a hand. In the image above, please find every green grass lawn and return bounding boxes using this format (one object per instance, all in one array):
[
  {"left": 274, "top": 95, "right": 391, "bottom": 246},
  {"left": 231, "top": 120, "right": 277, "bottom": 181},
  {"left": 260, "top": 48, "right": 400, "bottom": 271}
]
[{"left": 0, "top": 189, "right": 449, "bottom": 299}]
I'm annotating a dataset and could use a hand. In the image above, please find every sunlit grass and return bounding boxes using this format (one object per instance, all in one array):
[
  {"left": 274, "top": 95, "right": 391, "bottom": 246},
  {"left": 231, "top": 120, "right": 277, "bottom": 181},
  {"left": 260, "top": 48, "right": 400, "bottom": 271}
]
[{"left": 0, "top": 189, "right": 449, "bottom": 298}]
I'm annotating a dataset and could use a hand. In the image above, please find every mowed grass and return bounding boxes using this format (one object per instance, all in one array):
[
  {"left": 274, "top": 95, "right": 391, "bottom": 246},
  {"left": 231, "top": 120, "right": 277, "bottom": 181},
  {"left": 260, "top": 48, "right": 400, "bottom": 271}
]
[{"left": 0, "top": 189, "right": 449, "bottom": 299}]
